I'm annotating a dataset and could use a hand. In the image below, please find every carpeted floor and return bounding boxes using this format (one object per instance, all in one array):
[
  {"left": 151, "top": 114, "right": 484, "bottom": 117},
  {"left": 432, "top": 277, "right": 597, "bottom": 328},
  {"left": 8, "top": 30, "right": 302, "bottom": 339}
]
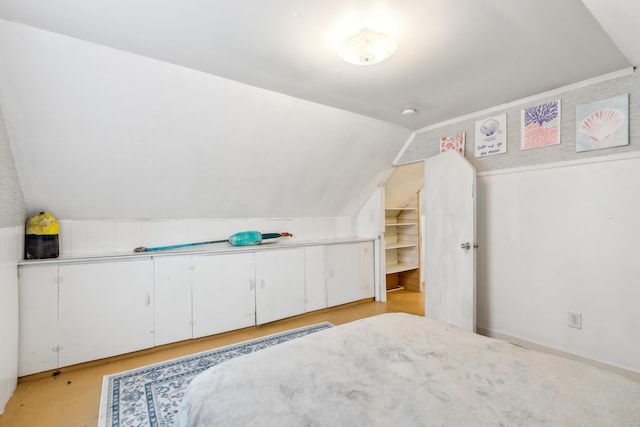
[{"left": 98, "top": 322, "right": 332, "bottom": 427}]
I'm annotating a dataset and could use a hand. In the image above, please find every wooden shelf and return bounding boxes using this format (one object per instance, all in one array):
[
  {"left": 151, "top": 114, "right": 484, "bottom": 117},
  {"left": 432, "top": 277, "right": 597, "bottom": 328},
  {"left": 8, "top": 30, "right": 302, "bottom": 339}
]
[
  {"left": 386, "top": 262, "right": 419, "bottom": 275},
  {"left": 386, "top": 207, "right": 418, "bottom": 212},
  {"left": 384, "top": 199, "right": 420, "bottom": 290},
  {"left": 385, "top": 242, "right": 418, "bottom": 250}
]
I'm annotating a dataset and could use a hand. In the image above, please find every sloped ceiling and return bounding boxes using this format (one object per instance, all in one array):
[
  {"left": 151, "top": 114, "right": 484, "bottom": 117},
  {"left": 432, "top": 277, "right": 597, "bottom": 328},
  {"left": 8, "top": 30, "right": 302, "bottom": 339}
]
[
  {"left": 581, "top": 0, "right": 640, "bottom": 66},
  {"left": 0, "top": 0, "right": 633, "bottom": 129},
  {"left": 0, "top": 20, "right": 410, "bottom": 220},
  {"left": 0, "top": 1, "right": 636, "bottom": 221},
  {"left": 384, "top": 162, "right": 424, "bottom": 208}
]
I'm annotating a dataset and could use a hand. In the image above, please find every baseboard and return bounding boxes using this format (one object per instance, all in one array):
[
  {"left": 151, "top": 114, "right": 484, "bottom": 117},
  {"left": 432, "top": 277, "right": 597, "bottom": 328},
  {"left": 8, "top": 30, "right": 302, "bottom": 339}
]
[{"left": 476, "top": 327, "right": 640, "bottom": 383}]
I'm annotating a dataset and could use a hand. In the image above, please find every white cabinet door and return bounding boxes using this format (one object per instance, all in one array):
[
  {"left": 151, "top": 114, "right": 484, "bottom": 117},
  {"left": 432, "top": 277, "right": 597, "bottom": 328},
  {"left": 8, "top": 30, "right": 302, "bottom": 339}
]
[
  {"left": 326, "top": 242, "right": 375, "bottom": 307},
  {"left": 154, "top": 256, "right": 193, "bottom": 346},
  {"left": 255, "top": 248, "right": 306, "bottom": 325},
  {"left": 18, "top": 265, "right": 59, "bottom": 376},
  {"left": 58, "top": 259, "right": 154, "bottom": 367},
  {"left": 192, "top": 253, "right": 255, "bottom": 338},
  {"left": 304, "top": 245, "right": 327, "bottom": 312}
]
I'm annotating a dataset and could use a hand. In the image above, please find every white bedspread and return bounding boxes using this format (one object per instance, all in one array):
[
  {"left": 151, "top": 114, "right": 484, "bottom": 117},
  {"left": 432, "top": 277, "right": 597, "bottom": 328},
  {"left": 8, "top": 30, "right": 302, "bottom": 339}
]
[{"left": 176, "top": 313, "right": 640, "bottom": 426}]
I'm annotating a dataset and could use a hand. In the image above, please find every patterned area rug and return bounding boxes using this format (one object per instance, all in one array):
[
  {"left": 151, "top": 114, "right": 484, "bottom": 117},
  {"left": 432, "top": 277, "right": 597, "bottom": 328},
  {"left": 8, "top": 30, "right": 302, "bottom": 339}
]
[{"left": 98, "top": 322, "right": 333, "bottom": 427}]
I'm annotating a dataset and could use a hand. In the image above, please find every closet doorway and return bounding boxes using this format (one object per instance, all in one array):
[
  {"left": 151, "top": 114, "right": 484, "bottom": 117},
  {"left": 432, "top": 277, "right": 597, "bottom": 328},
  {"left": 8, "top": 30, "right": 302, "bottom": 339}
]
[{"left": 383, "top": 161, "right": 424, "bottom": 293}]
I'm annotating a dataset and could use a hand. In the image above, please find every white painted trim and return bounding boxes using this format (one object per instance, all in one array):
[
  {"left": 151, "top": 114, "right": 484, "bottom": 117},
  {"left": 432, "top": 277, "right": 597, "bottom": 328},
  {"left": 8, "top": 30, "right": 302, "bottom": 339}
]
[
  {"left": 477, "top": 327, "right": 640, "bottom": 382},
  {"left": 373, "top": 238, "right": 384, "bottom": 303},
  {"left": 477, "top": 150, "right": 640, "bottom": 177},
  {"left": 391, "top": 158, "right": 425, "bottom": 168},
  {"left": 414, "top": 67, "right": 635, "bottom": 135},
  {"left": 377, "top": 169, "right": 398, "bottom": 189},
  {"left": 392, "top": 132, "right": 416, "bottom": 165}
]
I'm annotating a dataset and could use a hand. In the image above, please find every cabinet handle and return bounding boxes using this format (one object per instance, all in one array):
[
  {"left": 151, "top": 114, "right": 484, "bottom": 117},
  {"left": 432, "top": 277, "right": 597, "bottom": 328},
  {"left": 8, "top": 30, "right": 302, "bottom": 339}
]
[
  {"left": 260, "top": 278, "right": 266, "bottom": 289},
  {"left": 249, "top": 278, "right": 255, "bottom": 290},
  {"left": 144, "top": 293, "right": 151, "bottom": 306}
]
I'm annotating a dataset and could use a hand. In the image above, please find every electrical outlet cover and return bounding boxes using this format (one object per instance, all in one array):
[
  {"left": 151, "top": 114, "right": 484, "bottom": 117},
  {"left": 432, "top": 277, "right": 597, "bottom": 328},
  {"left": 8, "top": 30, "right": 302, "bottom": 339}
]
[{"left": 568, "top": 312, "right": 582, "bottom": 329}]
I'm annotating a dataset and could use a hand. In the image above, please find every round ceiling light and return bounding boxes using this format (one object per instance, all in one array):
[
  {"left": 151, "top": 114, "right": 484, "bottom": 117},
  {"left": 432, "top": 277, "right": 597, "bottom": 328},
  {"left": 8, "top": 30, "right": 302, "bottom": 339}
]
[{"left": 338, "top": 29, "right": 397, "bottom": 66}]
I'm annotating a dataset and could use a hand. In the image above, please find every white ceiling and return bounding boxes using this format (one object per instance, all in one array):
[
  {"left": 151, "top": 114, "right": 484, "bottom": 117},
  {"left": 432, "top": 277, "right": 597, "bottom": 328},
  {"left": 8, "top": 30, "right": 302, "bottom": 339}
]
[
  {"left": 0, "top": 19, "right": 411, "bottom": 220},
  {"left": 0, "top": 0, "right": 635, "bottom": 130},
  {"left": 0, "top": 1, "right": 638, "bottom": 222}
]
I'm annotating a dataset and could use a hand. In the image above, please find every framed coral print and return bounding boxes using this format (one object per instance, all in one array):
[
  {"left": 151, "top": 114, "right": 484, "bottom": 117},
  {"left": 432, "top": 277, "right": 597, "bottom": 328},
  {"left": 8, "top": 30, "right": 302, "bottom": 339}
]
[{"left": 521, "top": 100, "right": 561, "bottom": 150}]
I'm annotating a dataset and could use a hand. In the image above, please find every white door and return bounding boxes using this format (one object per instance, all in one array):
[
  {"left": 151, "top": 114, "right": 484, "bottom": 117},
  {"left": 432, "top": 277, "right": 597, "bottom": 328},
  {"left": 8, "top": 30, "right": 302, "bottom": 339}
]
[
  {"left": 326, "top": 242, "right": 374, "bottom": 307},
  {"left": 58, "top": 259, "right": 154, "bottom": 367},
  {"left": 154, "top": 255, "right": 193, "bottom": 345},
  {"left": 191, "top": 253, "right": 255, "bottom": 338},
  {"left": 304, "top": 245, "right": 327, "bottom": 312},
  {"left": 423, "top": 150, "right": 477, "bottom": 332},
  {"left": 255, "top": 248, "right": 306, "bottom": 325},
  {"left": 18, "top": 265, "right": 60, "bottom": 376}
]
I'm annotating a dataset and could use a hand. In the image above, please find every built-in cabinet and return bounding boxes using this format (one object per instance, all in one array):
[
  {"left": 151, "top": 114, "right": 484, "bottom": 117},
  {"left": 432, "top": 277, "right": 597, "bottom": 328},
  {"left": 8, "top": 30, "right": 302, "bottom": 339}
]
[
  {"left": 255, "top": 248, "right": 306, "bottom": 325},
  {"left": 58, "top": 261, "right": 154, "bottom": 367},
  {"left": 18, "top": 240, "right": 373, "bottom": 376},
  {"left": 192, "top": 252, "right": 256, "bottom": 337},
  {"left": 18, "top": 259, "right": 154, "bottom": 376},
  {"left": 303, "top": 245, "right": 327, "bottom": 312},
  {"left": 18, "top": 264, "right": 59, "bottom": 375},
  {"left": 326, "top": 242, "right": 374, "bottom": 306},
  {"left": 153, "top": 255, "right": 193, "bottom": 345},
  {"left": 153, "top": 252, "right": 257, "bottom": 343}
]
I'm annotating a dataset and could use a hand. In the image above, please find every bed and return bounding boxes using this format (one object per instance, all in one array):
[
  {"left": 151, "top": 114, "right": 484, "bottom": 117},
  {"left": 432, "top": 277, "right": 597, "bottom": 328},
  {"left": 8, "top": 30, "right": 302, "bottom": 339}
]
[{"left": 176, "top": 313, "right": 640, "bottom": 426}]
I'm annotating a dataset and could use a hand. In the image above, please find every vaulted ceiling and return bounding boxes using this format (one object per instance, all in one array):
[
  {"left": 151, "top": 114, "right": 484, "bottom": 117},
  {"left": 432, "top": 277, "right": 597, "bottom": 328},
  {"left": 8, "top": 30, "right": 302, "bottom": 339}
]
[{"left": 0, "top": 1, "right": 637, "bottom": 220}]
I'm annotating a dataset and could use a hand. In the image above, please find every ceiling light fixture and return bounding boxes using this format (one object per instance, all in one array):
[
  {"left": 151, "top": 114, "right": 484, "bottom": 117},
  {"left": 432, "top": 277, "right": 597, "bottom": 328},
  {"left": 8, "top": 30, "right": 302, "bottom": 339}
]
[
  {"left": 401, "top": 108, "right": 417, "bottom": 116},
  {"left": 338, "top": 28, "right": 397, "bottom": 66}
]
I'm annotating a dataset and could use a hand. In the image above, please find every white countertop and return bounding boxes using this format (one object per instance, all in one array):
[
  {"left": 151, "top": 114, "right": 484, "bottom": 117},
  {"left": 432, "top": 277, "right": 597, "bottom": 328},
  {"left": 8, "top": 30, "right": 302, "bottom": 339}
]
[{"left": 18, "top": 237, "right": 376, "bottom": 265}]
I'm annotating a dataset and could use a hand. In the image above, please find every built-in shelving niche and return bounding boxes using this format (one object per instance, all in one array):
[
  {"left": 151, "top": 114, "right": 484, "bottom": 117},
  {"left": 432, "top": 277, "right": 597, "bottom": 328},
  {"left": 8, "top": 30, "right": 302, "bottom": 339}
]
[
  {"left": 383, "top": 161, "right": 424, "bottom": 293},
  {"left": 384, "top": 193, "right": 421, "bottom": 292}
]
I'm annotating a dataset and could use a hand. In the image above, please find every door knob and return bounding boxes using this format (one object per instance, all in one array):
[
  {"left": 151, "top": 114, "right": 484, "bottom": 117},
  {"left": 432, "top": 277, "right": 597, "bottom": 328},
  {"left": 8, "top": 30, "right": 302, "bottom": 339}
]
[{"left": 461, "top": 242, "right": 479, "bottom": 250}]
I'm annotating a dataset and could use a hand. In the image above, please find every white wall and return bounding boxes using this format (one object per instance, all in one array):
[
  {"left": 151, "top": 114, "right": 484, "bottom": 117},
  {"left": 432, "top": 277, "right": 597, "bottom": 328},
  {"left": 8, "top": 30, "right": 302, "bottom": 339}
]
[
  {"left": 477, "top": 153, "right": 640, "bottom": 372},
  {"left": 0, "top": 227, "right": 21, "bottom": 414},
  {"left": 56, "top": 217, "right": 352, "bottom": 256},
  {"left": 0, "top": 85, "right": 25, "bottom": 414},
  {"left": 394, "top": 68, "right": 640, "bottom": 373}
]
